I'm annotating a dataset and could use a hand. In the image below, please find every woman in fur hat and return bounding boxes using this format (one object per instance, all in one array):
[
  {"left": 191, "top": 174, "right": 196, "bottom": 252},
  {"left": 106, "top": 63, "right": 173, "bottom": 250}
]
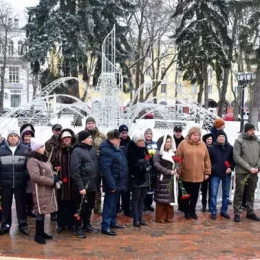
[
  {"left": 176, "top": 126, "right": 211, "bottom": 220},
  {"left": 153, "top": 135, "right": 177, "bottom": 223},
  {"left": 127, "top": 133, "right": 150, "bottom": 227}
]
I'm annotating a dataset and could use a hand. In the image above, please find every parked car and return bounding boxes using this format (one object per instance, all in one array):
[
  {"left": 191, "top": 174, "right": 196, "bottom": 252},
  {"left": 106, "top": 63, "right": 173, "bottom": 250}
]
[{"left": 223, "top": 113, "right": 234, "bottom": 121}]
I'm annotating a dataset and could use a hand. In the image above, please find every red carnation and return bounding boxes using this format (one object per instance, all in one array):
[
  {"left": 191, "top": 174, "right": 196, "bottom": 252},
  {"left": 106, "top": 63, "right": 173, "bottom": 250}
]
[
  {"left": 145, "top": 154, "right": 151, "bottom": 160},
  {"left": 181, "top": 194, "right": 191, "bottom": 200},
  {"left": 172, "top": 156, "right": 182, "bottom": 164},
  {"left": 224, "top": 161, "right": 230, "bottom": 168},
  {"left": 63, "top": 177, "right": 68, "bottom": 183},
  {"left": 55, "top": 166, "right": 62, "bottom": 171}
]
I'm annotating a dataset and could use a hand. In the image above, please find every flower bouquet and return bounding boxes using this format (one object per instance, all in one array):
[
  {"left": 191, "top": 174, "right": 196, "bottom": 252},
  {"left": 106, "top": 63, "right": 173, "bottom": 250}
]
[{"left": 74, "top": 182, "right": 89, "bottom": 221}]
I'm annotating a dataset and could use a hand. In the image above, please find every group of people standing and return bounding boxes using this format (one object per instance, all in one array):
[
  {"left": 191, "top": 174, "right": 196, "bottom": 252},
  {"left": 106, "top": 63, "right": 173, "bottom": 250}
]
[{"left": 0, "top": 116, "right": 260, "bottom": 244}]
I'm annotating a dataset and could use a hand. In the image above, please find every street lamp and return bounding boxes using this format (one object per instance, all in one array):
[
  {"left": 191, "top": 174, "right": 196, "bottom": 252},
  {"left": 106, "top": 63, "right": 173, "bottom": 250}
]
[{"left": 236, "top": 72, "right": 256, "bottom": 133}]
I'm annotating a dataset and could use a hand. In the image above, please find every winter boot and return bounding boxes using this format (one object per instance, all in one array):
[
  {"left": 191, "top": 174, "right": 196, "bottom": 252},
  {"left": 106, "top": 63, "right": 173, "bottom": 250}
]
[{"left": 34, "top": 220, "right": 46, "bottom": 244}]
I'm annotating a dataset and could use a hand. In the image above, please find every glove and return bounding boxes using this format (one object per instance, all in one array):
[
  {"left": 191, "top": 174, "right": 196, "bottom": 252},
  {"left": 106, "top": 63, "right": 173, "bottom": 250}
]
[{"left": 53, "top": 175, "right": 62, "bottom": 189}]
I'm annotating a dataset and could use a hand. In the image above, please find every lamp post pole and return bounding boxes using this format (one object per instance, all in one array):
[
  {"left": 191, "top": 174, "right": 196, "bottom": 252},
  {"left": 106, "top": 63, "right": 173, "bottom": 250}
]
[{"left": 239, "top": 83, "right": 245, "bottom": 133}]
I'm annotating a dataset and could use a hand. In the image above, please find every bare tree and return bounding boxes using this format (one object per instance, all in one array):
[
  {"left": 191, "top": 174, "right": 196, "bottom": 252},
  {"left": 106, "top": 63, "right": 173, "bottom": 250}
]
[{"left": 0, "top": 0, "right": 19, "bottom": 114}]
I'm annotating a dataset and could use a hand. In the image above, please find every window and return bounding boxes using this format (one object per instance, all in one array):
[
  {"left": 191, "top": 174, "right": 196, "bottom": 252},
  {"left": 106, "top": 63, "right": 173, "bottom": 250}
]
[
  {"left": 161, "top": 83, "right": 167, "bottom": 93},
  {"left": 11, "top": 94, "right": 21, "bottom": 107},
  {"left": 145, "top": 82, "right": 152, "bottom": 92},
  {"left": 161, "top": 65, "right": 166, "bottom": 78},
  {"left": 14, "top": 19, "right": 18, "bottom": 27},
  {"left": 8, "top": 40, "right": 14, "bottom": 56},
  {"left": 9, "top": 67, "right": 19, "bottom": 83},
  {"left": 18, "top": 41, "right": 23, "bottom": 55},
  {"left": 192, "top": 84, "right": 197, "bottom": 94}
]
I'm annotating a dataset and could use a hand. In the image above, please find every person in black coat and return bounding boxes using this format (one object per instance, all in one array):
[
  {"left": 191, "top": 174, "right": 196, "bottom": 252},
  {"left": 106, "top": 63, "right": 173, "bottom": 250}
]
[
  {"left": 0, "top": 130, "right": 28, "bottom": 236},
  {"left": 201, "top": 133, "right": 214, "bottom": 212},
  {"left": 208, "top": 130, "right": 235, "bottom": 220},
  {"left": 127, "top": 133, "right": 150, "bottom": 227},
  {"left": 70, "top": 131, "right": 99, "bottom": 238},
  {"left": 100, "top": 129, "right": 128, "bottom": 236},
  {"left": 117, "top": 124, "right": 132, "bottom": 217}
]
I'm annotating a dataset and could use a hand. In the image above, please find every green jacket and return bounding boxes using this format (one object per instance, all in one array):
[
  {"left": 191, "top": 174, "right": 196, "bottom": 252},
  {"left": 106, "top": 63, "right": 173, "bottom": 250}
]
[{"left": 233, "top": 133, "right": 260, "bottom": 174}]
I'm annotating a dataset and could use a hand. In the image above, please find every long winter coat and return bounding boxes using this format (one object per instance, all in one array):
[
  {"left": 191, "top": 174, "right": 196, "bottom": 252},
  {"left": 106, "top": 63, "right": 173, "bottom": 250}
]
[
  {"left": 153, "top": 135, "right": 176, "bottom": 204},
  {"left": 209, "top": 142, "right": 235, "bottom": 179},
  {"left": 100, "top": 139, "right": 128, "bottom": 192},
  {"left": 51, "top": 128, "right": 76, "bottom": 200},
  {"left": 127, "top": 141, "right": 150, "bottom": 188},
  {"left": 233, "top": 133, "right": 260, "bottom": 174},
  {"left": 70, "top": 143, "right": 99, "bottom": 192},
  {"left": 27, "top": 152, "right": 57, "bottom": 215},
  {"left": 0, "top": 142, "right": 27, "bottom": 188},
  {"left": 45, "top": 135, "right": 59, "bottom": 157}
]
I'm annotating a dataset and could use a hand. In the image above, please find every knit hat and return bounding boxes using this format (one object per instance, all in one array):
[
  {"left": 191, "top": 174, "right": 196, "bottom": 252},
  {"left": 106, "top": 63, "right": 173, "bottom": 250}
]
[
  {"left": 174, "top": 125, "right": 183, "bottom": 132},
  {"left": 86, "top": 117, "right": 96, "bottom": 124},
  {"left": 187, "top": 126, "right": 201, "bottom": 138},
  {"left": 7, "top": 130, "right": 20, "bottom": 138},
  {"left": 61, "top": 131, "right": 72, "bottom": 139},
  {"left": 216, "top": 130, "right": 226, "bottom": 139},
  {"left": 78, "top": 131, "right": 91, "bottom": 142},
  {"left": 244, "top": 123, "right": 255, "bottom": 133},
  {"left": 119, "top": 124, "right": 128, "bottom": 133},
  {"left": 132, "top": 133, "right": 145, "bottom": 144},
  {"left": 214, "top": 118, "right": 225, "bottom": 129},
  {"left": 30, "top": 138, "right": 44, "bottom": 152},
  {"left": 107, "top": 129, "right": 120, "bottom": 140},
  {"left": 52, "top": 124, "right": 62, "bottom": 131}
]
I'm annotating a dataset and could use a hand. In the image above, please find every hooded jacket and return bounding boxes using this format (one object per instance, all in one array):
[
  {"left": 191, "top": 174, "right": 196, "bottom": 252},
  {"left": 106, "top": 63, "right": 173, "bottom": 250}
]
[
  {"left": 153, "top": 135, "right": 176, "bottom": 204},
  {"left": 100, "top": 139, "right": 128, "bottom": 192},
  {"left": 233, "top": 133, "right": 260, "bottom": 174},
  {"left": 27, "top": 151, "right": 57, "bottom": 215},
  {"left": 51, "top": 129, "right": 76, "bottom": 200}
]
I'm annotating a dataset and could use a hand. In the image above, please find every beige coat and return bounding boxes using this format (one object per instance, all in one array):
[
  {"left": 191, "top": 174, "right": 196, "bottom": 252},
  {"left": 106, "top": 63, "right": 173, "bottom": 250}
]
[{"left": 27, "top": 152, "right": 58, "bottom": 215}]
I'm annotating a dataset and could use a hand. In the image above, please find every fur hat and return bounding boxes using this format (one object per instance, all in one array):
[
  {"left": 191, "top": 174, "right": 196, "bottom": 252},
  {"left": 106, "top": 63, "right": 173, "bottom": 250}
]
[
  {"left": 244, "top": 123, "right": 255, "bottom": 133},
  {"left": 132, "top": 133, "right": 145, "bottom": 144},
  {"left": 107, "top": 129, "right": 120, "bottom": 140},
  {"left": 86, "top": 117, "right": 96, "bottom": 124},
  {"left": 119, "top": 124, "right": 128, "bottom": 133},
  {"left": 216, "top": 130, "right": 226, "bottom": 139},
  {"left": 187, "top": 126, "right": 201, "bottom": 138},
  {"left": 30, "top": 138, "right": 44, "bottom": 152},
  {"left": 214, "top": 118, "right": 225, "bottom": 129},
  {"left": 78, "top": 131, "right": 91, "bottom": 142},
  {"left": 202, "top": 133, "right": 214, "bottom": 144},
  {"left": 7, "top": 130, "right": 20, "bottom": 139},
  {"left": 174, "top": 125, "right": 183, "bottom": 132}
]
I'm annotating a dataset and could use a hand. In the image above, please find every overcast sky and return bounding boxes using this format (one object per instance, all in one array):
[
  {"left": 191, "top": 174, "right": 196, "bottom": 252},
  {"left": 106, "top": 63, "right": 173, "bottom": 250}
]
[{"left": 8, "top": 0, "right": 39, "bottom": 25}]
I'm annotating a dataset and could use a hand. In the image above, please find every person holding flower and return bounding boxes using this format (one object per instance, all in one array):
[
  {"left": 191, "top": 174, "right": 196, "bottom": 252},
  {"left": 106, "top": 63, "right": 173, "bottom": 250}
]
[
  {"left": 208, "top": 131, "right": 235, "bottom": 220},
  {"left": 233, "top": 123, "right": 260, "bottom": 222},
  {"left": 153, "top": 135, "right": 177, "bottom": 223},
  {"left": 50, "top": 129, "right": 76, "bottom": 233},
  {"left": 127, "top": 133, "right": 150, "bottom": 227},
  {"left": 176, "top": 126, "right": 211, "bottom": 220}
]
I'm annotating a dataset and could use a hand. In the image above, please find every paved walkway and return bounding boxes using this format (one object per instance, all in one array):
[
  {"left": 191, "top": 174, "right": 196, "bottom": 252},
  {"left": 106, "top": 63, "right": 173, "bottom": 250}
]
[{"left": 0, "top": 205, "right": 260, "bottom": 260}]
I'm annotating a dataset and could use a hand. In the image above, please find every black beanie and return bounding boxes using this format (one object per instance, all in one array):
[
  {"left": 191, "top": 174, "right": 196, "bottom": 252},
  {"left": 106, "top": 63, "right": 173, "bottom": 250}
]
[
  {"left": 78, "top": 130, "right": 91, "bottom": 142},
  {"left": 216, "top": 130, "right": 226, "bottom": 139},
  {"left": 119, "top": 124, "right": 128, "bottom": 133},
  {"left": 244, "top": 123, "right": 255, "bottom": 133}
]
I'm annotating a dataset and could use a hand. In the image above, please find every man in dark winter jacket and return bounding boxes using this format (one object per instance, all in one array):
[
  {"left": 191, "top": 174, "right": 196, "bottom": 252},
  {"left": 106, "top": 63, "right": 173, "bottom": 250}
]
[
  {"left": 85, "top": 117, "right": 105, "bottom": 215},
  {"left": 117, "top": 124, "right": 131, "bottom": 217},
  {"left": 100, "top": 129, "right": 128, "bottom": 236},
  {"left": 70, "top": 130, "right": 100, "bottom": 238},
  {"left": 173, "top": 125, "right": 185, "bottom": 211},
  {"left": 208, "top": 131, "right": 235, "bottom": 220},
  {"left": 45, "top": 123, "right": 62, "bottom": 221},
  {"left": 51, "top": 129, "right": 76, "bottom": 233},
  {"left": 0, "top": 130, "right": 28, "bottom": 236},
  {"left": 20, "top": 123, "right": 36, "bottom": 218}
]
